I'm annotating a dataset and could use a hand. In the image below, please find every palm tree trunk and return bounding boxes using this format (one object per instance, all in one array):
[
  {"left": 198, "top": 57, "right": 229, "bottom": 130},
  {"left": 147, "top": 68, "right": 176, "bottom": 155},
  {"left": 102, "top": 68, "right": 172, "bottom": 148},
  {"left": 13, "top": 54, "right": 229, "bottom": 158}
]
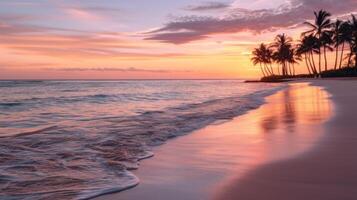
[
  {"left": 277, "top": 65, "right": 281, "bottom": 75},
  {"left": 310, "top": 51, "right": 317, "bottom": 75},
  {"left": 307, "top": 53, "right": 313, "bottom": 74},
  {"left": 323, "top": 46, "right": 328, "bottom": 71},
  {"left": 263, "top": 65, "right": 269, "bottom": 76},
  {"left": 347, "top": 44, "right": 352, "bottom": 67},
  {"left": 286, "top": 63, "right": 290, "bottom": 76},
  {"left": 339, "top": 42, "right": 345, "bottom": 69},
  {"left": 270, "top": 64, "right": 274, "bottom": 75},
  {"left": 347, "top": 50, "right": 352, "bottom": 67},
  {"left": 282, "top": 63, "right": 286, "bottom": 76},
  {"left": 264, "top": 64, "right": 272, "bottom": 76},
  {"left": 304, "top": 53, "right": 312, "bottom": 74},
  {"left": 260, "top": 63, "right": 266, "bottom": 77},
  {"left": 318, "top": 48, "right": 322, "bottom": 74},
  {"left": 334, "top": 44, "right": 339, "bottom": 70}
]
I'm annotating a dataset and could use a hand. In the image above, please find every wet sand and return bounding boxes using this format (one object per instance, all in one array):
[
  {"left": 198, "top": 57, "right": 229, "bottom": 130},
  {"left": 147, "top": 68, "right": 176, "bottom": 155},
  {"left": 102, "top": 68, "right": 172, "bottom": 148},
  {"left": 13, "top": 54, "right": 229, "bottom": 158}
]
[
  {"left": 216, "top": 79, "right": 357, "bottom": 200},
  {"left": 95, "top": 82, "right": 333, "bottom": 200}
]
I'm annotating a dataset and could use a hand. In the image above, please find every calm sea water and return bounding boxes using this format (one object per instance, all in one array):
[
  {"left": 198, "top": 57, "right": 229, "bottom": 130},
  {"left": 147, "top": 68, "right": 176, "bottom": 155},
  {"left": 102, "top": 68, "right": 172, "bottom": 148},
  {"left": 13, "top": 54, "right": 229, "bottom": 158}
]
[{"left": 0, "top": 80, "right": 283, "bottom": 199}]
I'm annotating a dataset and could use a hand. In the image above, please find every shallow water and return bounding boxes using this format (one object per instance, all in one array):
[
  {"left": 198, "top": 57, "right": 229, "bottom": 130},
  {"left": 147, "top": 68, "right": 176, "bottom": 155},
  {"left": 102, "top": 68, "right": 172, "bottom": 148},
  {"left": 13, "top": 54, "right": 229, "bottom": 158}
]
[
  {"left": 98, "top": 83, "right": 332, "bottom": 200},
  {"left": 0, "top": 80, "right": 283, "bottom": 199}
]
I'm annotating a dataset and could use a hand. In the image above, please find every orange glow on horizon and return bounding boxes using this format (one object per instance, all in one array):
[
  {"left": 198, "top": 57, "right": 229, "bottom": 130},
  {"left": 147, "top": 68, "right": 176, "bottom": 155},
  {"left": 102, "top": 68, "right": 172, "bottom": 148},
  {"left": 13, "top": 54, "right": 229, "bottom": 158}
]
[{"left": 0, "top": 26, "right": 342, "bottom": 80}]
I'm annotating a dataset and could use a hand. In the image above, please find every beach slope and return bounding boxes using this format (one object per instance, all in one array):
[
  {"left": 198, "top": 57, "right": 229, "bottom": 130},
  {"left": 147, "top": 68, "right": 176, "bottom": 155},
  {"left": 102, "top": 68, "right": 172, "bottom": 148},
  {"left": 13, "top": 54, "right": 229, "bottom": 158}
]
[
  {"left": 216, "top": 79, "right": 357, "bottom": 200},
  {"left": 96, "top": 82, "right": 334, "bottom": 200}
]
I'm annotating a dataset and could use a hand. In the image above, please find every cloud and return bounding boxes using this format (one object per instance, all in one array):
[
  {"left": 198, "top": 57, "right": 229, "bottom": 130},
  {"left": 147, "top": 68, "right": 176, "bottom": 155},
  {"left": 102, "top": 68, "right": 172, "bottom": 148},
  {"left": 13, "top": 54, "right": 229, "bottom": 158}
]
[
  {"left": 62, "top": 6, "right": 122, "bottom": 21},
  {"left": 184, "top": 1, "right": 230, "bottom": 11},
  {"left": 0, "top": 62, "right": 56, "bottom": 70},
  {"left": 64, "top": 8, "right": 102, "bottom": 21},
  {"left": 77, "top": 6, "right": 122, "bottom": 14},
  {"left": 146, "top": 0, "right": 357, "bottom": 44},
  {"left": 45, "top": 67, "right": 191, "bottom": 73}
]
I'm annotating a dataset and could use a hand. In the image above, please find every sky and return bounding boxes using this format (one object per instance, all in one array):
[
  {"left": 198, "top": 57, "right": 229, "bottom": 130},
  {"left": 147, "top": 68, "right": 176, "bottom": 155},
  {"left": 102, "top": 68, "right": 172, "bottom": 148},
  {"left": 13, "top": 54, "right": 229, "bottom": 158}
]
[{"left": 0, "top": 0, "right": 356, "bottom": 79}]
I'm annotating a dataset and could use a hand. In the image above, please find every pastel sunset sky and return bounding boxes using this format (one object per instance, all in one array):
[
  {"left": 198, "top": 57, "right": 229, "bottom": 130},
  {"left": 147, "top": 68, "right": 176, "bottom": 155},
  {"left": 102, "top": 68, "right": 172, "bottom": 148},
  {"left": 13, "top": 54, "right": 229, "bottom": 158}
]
[{"left": 1, "top": 0, "right": 356, "bottom": 79}]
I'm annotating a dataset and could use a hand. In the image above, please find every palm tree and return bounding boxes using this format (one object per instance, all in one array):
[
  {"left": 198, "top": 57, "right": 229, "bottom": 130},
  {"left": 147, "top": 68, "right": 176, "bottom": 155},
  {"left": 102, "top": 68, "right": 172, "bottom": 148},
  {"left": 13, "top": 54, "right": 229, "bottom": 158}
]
[
  {"left": 303, "top": 10, "right": 332, "bottom": 73},
  {"left": 344, "top": 16, "right": 355, "bottom": 68},
  {"left": 333, "top": 20, "right": 343, "bottom": 69},
  {"left": 251, "top": 46, "right": 266, "bottom": 77},
  {"left": 264, "top": 45, "right": 275, "bottom": 75},
  {"left": 297, "top": 34, "right": 319, "bottom": 75},
  {"left": 349, "top": 15, "right": 357, "bottom": 68},
  {"left": 338, "top": 21, "right": 352, "bottom": 68},
  {"left": 320, "top": 31, "right": 334, "bottom": 71},
  {"left": 250, "top": 10, "right": 357, "bottom": 79},
  {"left": 296, "top": 41, "right": 312, "bottom": 75},
  {"left": 297, "top": 35, "right": 318, "bottom": 75},
  {"left": 251, "top": 44, "right": 274, "bottom": 77},
  {"left": 271, "top": 34, "right": 293, "bottom": 76},
  {"left": 288, "top": 48, "right": 300, "bottom": 76}
]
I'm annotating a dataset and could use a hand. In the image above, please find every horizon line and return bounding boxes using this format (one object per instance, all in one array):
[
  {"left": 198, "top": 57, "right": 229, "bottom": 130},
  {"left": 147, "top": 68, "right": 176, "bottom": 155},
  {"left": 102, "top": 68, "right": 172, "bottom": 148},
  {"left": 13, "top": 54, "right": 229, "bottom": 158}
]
[{"left": 0, "top": 78, "right": 248, "bottom": 81}]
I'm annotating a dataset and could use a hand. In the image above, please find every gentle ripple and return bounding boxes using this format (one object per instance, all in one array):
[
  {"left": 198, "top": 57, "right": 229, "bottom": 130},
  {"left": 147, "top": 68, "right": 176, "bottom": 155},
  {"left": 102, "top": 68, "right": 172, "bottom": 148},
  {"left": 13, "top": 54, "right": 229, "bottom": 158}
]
[{"left": 0, "top": 80, "right": 284, "bottom": 199}]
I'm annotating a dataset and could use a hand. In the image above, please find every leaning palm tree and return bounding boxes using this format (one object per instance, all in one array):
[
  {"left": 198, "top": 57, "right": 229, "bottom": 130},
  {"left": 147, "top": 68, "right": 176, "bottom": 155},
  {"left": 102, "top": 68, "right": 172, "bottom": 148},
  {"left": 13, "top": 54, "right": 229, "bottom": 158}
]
[
  {"left": 333, "top": 20, "right": 343, "bottom": 69},
  {"left": 297, "top": 36, "right": 316, "bottom": 75},
  {"left": 306, "top": 34, "right": 320, "bottom": 74},
  {"left": 338, "top": 21, "right": 352, "bottom": 68},
  {"left": 251, "top": 44, "right": 270, "bottom": 77},
  {"left": 271, "top": 34, "right": 293, "bottom": 76},
  {"left": 349, "top": 15, "right": 357, "bottom": 68},
  {"left": 320, "top": 31, "right": 334, "bottom": 71},
  {"left": 343, "top": 15, "right": 357, "bottom": 68},
  {"left": 290, "top": 48, "right": 302, "bottom": 76},
  {"left": 287, "top": 48, "right": 294, "bottom": 75},
  {"left": 251, "top": 47, "right": 265, "bottom": 77},
  {"left": 263, "top": 45, "right": 275, "bottom": 75},
  {"left": 303, "top": 10, "right": 332, "bottom": 73}
]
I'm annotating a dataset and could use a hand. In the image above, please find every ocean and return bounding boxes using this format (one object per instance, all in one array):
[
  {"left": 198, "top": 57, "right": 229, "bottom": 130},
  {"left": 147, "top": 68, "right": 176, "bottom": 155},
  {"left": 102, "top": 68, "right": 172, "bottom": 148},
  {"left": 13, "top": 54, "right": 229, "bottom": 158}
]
[{"left": 0, "top": 80, "right": 283, "bottom": 199}]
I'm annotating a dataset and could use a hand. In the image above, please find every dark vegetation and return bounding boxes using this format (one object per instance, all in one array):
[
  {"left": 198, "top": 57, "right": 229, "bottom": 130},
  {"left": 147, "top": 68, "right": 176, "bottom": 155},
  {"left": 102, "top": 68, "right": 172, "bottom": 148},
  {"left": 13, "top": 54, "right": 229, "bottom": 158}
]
[{"left": 250, "top": 10, "right": 357, "bottom": 82}]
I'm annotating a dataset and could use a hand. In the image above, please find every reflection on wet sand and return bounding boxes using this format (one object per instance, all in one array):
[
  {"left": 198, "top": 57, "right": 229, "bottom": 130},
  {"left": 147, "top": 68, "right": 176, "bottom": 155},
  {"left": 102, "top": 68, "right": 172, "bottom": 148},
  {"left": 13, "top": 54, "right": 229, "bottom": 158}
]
[
  {"left": 254, "top": 83, "right": 332, "bottom": 159},
  {"left": 96, "top": 83, "right": 332, "bottom": 200},
  {"left": 262, "top": 83, "right": 332, "bottom": 133},
  {"left": 214, "top": 83, "right": 333, "bottom": 200}
]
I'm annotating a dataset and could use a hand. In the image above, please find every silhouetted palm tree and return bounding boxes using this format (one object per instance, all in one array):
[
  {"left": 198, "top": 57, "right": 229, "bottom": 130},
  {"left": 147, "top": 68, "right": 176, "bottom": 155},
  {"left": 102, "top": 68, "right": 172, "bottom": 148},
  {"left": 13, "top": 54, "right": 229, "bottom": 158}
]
[
  {"left": 349, "top": 15, "right": 357, "bottom": 68},
  {"left": 343, "top": 16, "right": 355, "bottom": 68},
  {"left": 321, "top": 31, "right": 334, "bottom": 71},
  {"left": 252, "top": 44, "right": 274, "bottom": 76},
  {"left": 251, "top": 43, "right": 275, "bottom": 76},
  {"left": 251, "top": 46, "right": 266, "bottom": 77},
  {"left": 251, "top": 10, "right": 357, "bottom": 79},
  {"left": 289, "top": 48, "right": 301, "bottom": 76},
  {"left": 299, "top": 34, "right": 320, "bottom": 75},
  {"left": 333, "top": 20, "right": 343, "bottom": 69},
  {"left": 297, "top": 34, "right": 320, "bottom": 75},
  {"left": 264, "top": 46, "right": 275, "bottom": 75},
  {"left": 338, "top": 21, "right": 352, "bottom": 68},
  {"left": 271, "top": 34, "right": 293, "bottom": 76},
  {"left": 303, "top": 10, "right": 332, "bottom": 73},
  {"left": 296, "top": 40, "right": 312, "bottom": 75}
]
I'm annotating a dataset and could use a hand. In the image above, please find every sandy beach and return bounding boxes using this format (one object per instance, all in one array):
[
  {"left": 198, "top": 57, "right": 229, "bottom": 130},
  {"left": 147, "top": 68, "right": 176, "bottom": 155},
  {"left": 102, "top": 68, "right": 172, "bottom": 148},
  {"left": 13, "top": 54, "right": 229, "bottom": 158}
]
[
  {"left": 95, "top": 81, "right": 342, "bottom": 200},
  {"left": 216, "top": 79, "right": 357, "bottom": 200}
]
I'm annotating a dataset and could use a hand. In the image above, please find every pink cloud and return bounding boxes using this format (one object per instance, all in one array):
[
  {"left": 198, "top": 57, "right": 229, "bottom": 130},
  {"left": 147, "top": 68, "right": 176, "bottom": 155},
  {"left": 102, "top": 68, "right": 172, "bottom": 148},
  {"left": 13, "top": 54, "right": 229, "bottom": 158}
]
[
  {"left": 145, "top": 0, "right": 357, "bottom": 44},
  {"left": 64, "top": 8, "right": 102, "bottom": 21}
]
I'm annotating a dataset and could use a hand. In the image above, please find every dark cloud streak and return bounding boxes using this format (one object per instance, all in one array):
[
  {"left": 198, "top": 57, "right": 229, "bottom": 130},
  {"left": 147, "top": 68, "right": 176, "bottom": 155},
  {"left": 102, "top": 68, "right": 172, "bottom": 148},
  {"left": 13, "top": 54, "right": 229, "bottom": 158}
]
[
  {"left": 146, "top": 0, "right": 357, "bottom": 44},
  {"left": 183, "top": 1, "right": 230, "bottom": 11},
  {"left": 45, "top": 67, "right": 191, "bottom": 73}
]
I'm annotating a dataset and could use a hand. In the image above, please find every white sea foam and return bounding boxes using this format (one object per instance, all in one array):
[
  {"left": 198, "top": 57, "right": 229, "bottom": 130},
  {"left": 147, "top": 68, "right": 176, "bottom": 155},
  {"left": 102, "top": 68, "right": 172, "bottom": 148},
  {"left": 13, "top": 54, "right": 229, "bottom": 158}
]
[{"left": 0, "top": 80, "right": 285, "bottom": 199}]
